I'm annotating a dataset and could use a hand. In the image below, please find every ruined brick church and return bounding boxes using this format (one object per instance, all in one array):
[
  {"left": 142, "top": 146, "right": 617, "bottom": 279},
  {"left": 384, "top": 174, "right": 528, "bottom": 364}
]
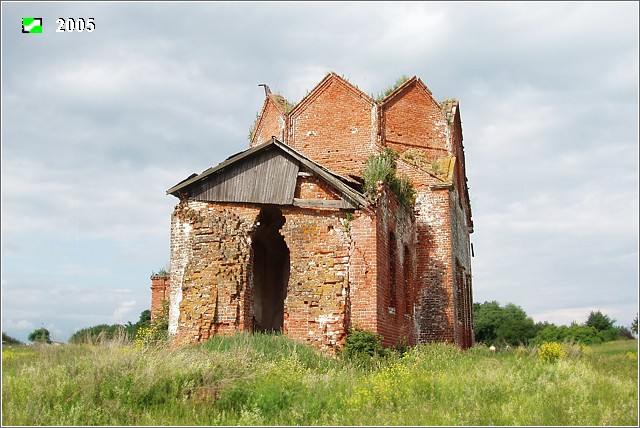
[{"left": 151, "top": 72, "right": 474, "bottom": 352}]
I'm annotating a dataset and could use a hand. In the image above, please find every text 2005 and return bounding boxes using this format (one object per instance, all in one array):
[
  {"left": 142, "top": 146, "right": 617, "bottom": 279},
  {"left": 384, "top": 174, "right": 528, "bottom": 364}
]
[{"left": 56, "top": 18, "right": 95, "bottom": 32}]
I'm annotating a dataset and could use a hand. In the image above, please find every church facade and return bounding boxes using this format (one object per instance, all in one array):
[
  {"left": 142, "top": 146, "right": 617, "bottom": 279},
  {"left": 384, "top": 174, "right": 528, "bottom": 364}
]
[{"left": 154, "top": 73, "right": 475, "bottom": 352}]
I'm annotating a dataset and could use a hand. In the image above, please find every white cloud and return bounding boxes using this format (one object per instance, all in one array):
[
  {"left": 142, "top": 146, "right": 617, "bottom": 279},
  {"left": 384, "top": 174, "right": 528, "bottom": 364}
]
[
  {"left": 2, "top": 319, "right": 35, "bottom": 332},
  {"left": 2, "top": 158, "right": 176, "bottom": 241},
  {"left": 480, "top": 185, "right": 638, "bottom": 238},
  {"left": 372, "top": 5, "right": 449, "bottom": 59},
  {"left": 532, "top": 305, "right": 638, "bottom": 330},
  {"left": 112, "top": 300, "right": 137, "bottom": 325}
]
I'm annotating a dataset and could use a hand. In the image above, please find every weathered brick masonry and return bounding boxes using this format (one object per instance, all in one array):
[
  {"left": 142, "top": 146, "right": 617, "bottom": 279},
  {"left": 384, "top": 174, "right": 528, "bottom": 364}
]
[
  {"left": 150, "top": 275, "right": 170, "bottom": 321},
  {"left": 155, "top": 72, "right": 474, "bottom": 352}
]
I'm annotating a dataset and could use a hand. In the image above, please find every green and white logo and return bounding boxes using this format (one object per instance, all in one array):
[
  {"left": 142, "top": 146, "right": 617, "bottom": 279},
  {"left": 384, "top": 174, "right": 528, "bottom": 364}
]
[{"left": 22, "top": 18, "right": 43, "bottom": 33}]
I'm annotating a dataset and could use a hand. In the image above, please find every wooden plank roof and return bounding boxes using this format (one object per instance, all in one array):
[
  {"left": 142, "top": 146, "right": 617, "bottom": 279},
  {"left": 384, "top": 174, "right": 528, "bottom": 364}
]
[{"left": 167, "top": 137, "right": 369, "bottom": 209}]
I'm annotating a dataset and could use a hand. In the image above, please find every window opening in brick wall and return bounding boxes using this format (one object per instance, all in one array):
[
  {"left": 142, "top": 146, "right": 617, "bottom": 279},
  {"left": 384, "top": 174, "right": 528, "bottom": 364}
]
[
  {"left": 389, "top": 231, "right": 397, "bottom": 308},
  {"left": 403, "top": 245, "right": 411, "bottom": 316},
  {"left": 250, "top": 206, "right": 290, "bottom": 332},
  {"left": 454, "top": 260, "right": 472, "bottom": 349},
  {"left": 465, "top": 273, "right": 473, "bottom": 348}
]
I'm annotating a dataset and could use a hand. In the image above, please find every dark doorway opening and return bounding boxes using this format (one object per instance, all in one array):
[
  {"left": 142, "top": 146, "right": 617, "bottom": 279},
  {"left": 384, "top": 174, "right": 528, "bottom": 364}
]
[{"left": 251, "top": 206, "right": 290, "bottom": 332}]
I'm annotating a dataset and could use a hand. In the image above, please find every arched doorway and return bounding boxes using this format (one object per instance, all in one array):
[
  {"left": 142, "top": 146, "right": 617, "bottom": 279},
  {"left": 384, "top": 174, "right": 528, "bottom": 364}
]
[{"left": 251, "top": 206, "right": 290, "bottom": 332}]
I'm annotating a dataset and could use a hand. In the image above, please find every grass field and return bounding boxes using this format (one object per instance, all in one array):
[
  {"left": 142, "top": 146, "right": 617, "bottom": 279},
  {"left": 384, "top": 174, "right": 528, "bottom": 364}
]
[{"left": 2, "top": 334, "right": 637, "bottom": 425}]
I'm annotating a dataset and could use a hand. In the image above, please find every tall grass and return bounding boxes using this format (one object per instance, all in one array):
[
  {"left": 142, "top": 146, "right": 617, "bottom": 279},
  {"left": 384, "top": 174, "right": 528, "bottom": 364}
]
[{"left": 2, "top": 336, "right": 637, "bottom": 425}]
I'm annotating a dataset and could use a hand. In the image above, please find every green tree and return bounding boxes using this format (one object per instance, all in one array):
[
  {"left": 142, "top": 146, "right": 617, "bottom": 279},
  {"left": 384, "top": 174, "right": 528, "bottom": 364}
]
[
  {"left": 28, "top": 327, "right": 51, "bottom": 344},
  {"left": 473, "top": 301, "right": 536, "bottom": 346},
  {"left": 68, "top": 324, "right": 128, "bottom": 344},
  {"left": 138, "top": 309, "right": 151, "bottom": 327},
  {"left": 2, "top": 332, "right": 24, "bottom": 345},
  {"left": 531, "top": 311, "right": 630, "bottom": 345},
  {"left": 473, "top": 301, "right": 502, "bottom": 345},
  {"left": 584, "top": 310, "right": 621, "bottom": 342},
  {"left": 585, "top": 310, "right": 616, "bottom": 331},
  {"left": 531, "top": 323, "right": 566, "bottom": 345},
  {"left": 69, "top": 309, "right": 154, "bottom": 344},
  {"left": 496, "top": 303, "right": 537, "bottom": 345},
  {"left": 614, "top": 325, "right": 635, "bottom": 340},
  {"left": 125, "top": 309, "right": 151, "bottom": 337},
  {"left": 567, "top": 325, "right": 603, "bottom": 345},
  {"left": 631, "top": 314, "right": 638, "bottom": 335}
]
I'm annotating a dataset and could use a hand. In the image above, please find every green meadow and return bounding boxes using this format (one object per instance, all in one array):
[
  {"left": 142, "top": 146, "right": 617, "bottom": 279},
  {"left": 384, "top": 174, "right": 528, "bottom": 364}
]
[{"left": 2, "top": 334, "right": 637, "bottom": 426}]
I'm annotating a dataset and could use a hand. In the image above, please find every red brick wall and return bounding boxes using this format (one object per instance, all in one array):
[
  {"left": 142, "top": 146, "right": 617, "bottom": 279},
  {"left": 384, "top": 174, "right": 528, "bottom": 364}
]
[
  {"left": 251, "top": 96, "right": 286, "bottom": 147},
  {"left": 287, "top": 73, "right": 379, "bottom": 178},
  {"left": 280, "top": 207, "right": 352, "bottom": 351},
  {"left": 168, "top": 199, "right": 370, "bottom": 353},
  {"left": 450, "top": 187, "right": 474, "bottom": 348},
  {"left": 382, "top": 79, "right": 451, "bottom": 159},
  {"left": 414, "top": 188, "right": 456, "bottom": 344},
  {"left": 166, "top": 186, "right": 467, "bottom": 350},
  {"left": 395, "top": 157, "right": 442, "bottom": 191},
  {"left": 348, "top": 208, "right": 379, "bottom": 333},
  {"left": 449, "top": 103, "right": 473, "bottom": 232},
  {"left": 373, "top": 185, "right": 418, "bottom": 347},
  {"left": 294, "top": 175, "right": 343, "bottom": 201},
  {"left": 377, "top": 79, "right": 473, "bottom": 347},
  {"left": 150, "top": 275, "right": 170, "bottom": 321},
  {"left": 170, "top": 202, "right": 258, "bottom": 346}
]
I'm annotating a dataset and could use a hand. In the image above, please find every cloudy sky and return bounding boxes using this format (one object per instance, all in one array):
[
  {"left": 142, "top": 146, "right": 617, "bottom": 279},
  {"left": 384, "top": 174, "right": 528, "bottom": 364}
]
[{"left": 2, "top": 2, "right": 638, "bottom": 343}]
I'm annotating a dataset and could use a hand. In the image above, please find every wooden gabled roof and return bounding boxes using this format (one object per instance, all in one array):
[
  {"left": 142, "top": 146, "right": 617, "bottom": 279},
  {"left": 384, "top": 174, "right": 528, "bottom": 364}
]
[{"left": 167, "top": 137, "right": 369, "bottom": 209}]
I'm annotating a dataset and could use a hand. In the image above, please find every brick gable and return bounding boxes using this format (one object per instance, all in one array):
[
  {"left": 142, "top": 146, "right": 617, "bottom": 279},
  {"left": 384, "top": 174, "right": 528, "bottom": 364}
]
[
  {"left": 287, "top": 73, "right": 379, "bottom": 179},
  {"left": 250, "top": 94, "right": 289, "bottom": 147},
  {"left": 381, "top": 77, "right": 451, "bottom": 159}
]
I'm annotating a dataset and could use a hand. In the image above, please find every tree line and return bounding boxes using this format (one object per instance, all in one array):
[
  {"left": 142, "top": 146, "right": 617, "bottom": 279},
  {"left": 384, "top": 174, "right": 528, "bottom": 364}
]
[
  {"left": 4, "top": 303, "right": 637, "bottom": 347},
  {"left": 2, "top": 310, "right": 153, "bottom": 345},
  {"left": 474, "top": 301, "right": 638, "bottom": 347}
]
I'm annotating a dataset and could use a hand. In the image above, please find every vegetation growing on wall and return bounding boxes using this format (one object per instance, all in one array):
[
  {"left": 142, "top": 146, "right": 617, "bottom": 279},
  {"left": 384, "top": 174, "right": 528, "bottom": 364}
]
[
  {"left": 248, "top": 111, "right": 260, "bottom": 142},
  {"left": 152, "top": 265, "right": 170, "bottom": 277},
  {"left": 363, "top": 148, "right": 416, "bottom": 209},
  {"left": 375, "top": 75, "right": 411, "bottom": 102}
]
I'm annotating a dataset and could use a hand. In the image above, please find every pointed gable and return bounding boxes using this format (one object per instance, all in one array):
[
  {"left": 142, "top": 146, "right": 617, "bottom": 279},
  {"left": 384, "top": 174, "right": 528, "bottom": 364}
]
[
  {"left": 286, "top": 72, "right": 379, "bottom": 178},
  {"left": 381, "top": 76, "right": 451, "bottom": 159},
  {"left": 250, "top": 93, "right": 292, "bottom": 147}
]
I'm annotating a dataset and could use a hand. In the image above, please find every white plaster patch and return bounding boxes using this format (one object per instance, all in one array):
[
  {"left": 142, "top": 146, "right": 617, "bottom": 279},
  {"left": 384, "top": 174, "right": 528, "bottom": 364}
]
[
  {"left": 435, "top": 118, "right": 452, "bottom": 151},
  {"left": 168, "top": 218, "right": 192, "bottom": 335},
  {"left": 317, "top": 314, "right": 339, "bottom": 325}
]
